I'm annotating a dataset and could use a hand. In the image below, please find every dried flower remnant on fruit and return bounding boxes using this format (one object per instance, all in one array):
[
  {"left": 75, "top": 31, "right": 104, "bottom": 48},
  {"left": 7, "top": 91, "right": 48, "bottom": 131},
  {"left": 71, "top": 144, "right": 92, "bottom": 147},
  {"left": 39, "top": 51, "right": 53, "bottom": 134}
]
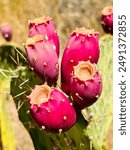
[
  {"left": 74, "top": 61, "right": 96, "bottom": 81},
  {"left": 28, "top": 85, "right": 51, "bottom": 105}
]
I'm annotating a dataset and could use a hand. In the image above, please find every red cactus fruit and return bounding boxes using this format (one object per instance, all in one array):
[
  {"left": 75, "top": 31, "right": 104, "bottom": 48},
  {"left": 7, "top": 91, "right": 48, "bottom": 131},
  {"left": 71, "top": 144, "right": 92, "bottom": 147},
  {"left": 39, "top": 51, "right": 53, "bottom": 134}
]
[
  {"left": 61, "top": 28, "right": 100, "bottom": 95},
  {"left": 27, "top": 84, "right": 77, "bottom": 132},
  {"left": 0, "top": 24, "right": 12, "bottom": 41},
  {"left": 28, "top": 16, "right": 60, "bottom": 56},
  {"left": 25, "top": 35, "right": 59, "bottom": 85},
  {"left": 101, "top": 6, "right": 113, "bottom": 35},
  {"left": 70, "top": 61, "right": 102, "bottom": 110}
]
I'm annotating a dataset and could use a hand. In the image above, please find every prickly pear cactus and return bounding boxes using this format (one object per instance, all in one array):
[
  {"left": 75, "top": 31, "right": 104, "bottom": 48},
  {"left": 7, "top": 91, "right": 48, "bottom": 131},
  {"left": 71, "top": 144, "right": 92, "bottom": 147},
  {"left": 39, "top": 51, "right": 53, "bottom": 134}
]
[
  {"left": 0, "top": 42, "right": 90, "bottom": 149},
  {"left": 0, "top": 31, "right": 112, "bottom": 150},
  {"left": 10, "top": 61, "right": 90, "bottom": 150}
]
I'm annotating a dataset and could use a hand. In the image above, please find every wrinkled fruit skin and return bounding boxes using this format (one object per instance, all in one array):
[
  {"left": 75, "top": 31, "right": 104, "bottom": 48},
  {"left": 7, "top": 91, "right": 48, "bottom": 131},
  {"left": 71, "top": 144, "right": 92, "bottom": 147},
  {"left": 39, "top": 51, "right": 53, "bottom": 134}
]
[
  {"left": 70, "top": 72, "right": 102, "bottom": 110},
  {"left": 25, "top": 35, "right": 59, "bottom": 85},
  {"left": 28, "top": 85, "right": 77, "bottom": 132},
  {"left": 101, "top": 6, "right": 113, "bottom": 35},
  {"left": 0, "top": 25, "right": 12, "bottom": 41},
  {"left": 61, "top": 29, "right": 100, "bottom": 94},
  {"left": 28, "top": 17, "right": 60, "bottom": 56}
]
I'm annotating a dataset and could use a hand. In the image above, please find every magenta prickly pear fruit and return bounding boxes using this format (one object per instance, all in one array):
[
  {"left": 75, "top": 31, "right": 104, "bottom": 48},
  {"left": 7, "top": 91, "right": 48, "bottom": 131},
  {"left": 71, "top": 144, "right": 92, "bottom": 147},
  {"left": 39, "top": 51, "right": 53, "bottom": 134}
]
[
  {"left": 27, "top": 84, "right": 77, "bottom": 132},
  {"left": 0, "top": 24, "right": 12, "bottom": 41},
  {"left": 70, "top": 61, "right": 102, "bottom": 110},
  {"left": 61, "top": 28, "right": 100, "bottom": 94},
  {"left": 101, "top": 6, "right": 113, "bottom": 35},
  {"left": 25, "top": 35, "right": 59, "bottom": 85},
  {"left": 28, "top": 16, "right": 60, "bottom": 56}
]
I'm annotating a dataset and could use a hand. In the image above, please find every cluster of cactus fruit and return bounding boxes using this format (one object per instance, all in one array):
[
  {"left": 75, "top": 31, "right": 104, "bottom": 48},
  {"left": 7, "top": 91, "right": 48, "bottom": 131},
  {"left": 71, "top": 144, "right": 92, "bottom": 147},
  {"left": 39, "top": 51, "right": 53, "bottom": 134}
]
[{"left": 24, "top": 16, "right": 103, "bottom": 133}]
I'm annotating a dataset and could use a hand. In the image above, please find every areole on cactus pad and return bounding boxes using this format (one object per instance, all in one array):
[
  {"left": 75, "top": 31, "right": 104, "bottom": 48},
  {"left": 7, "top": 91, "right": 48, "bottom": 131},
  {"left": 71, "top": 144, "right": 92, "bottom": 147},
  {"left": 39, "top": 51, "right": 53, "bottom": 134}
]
[
  {"left": 25, "top": 34, "right": 59, "bottom": 86},
  {"left": 70, "top": 61, "right": 102, "bottom": 110},
  {"left": 27, "top": 84, "right": 77, "bottom": 132},
  {"left": 61, "top": 27, "right": 100, "bottom": 95},
  {"left": 28, "top": 16, "right": 60, "bottom": 56}
]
